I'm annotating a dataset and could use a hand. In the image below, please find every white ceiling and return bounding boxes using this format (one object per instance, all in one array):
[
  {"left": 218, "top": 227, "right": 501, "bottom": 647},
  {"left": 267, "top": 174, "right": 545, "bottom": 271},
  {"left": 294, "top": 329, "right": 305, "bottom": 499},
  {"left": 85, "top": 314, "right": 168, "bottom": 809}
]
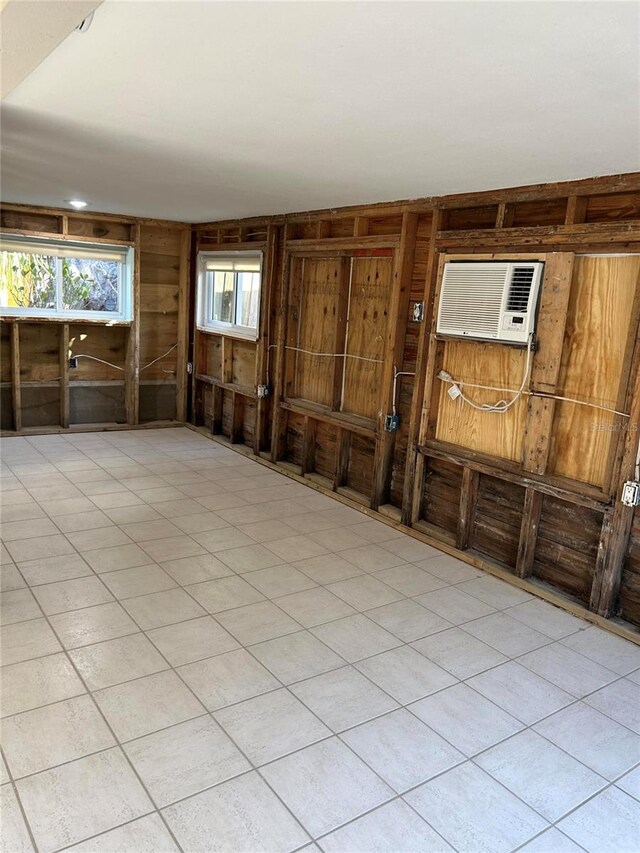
[{"left": 1, "top": 1, "right": 639, "bottom": 223}]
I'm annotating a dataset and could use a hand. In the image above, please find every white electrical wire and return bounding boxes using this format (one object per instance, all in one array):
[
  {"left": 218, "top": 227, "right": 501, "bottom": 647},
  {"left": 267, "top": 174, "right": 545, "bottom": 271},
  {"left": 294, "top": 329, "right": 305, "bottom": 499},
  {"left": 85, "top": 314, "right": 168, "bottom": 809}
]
[
  {"left": 72, "top": 342, "right": 178, "bottom": 373},
  {"left": 438, "top": 356, "right": 631, "bottom": 418},
  {"left": 439, "top": 337, "right": 534, "bottom": 413},
  {"left": 72, "top": 354, "right": 124, "bottom": 371},
  {"left": 284, "top": 346, "right": 383, "bottom": 364},
  {"left": 392, "top": 367, "right": 416, "bottom": 417}
]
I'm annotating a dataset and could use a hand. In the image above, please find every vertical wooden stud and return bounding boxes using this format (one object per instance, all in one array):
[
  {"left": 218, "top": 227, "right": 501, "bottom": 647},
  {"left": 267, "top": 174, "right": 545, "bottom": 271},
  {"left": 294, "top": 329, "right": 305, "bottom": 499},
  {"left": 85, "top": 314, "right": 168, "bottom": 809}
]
[
  {"left": 212, "top": 385, "right": 223, "bottom": 433},
  {"left": 317, "top": 220, "right": 331, "bottom": 239},
  {"left": 515, "top": 488, "right": 543, "bottom": 578},
  {"left": 10, "top": 322, "right": 22, "bottom": 432},
  {"left": 301, "top": 416, "right": 317, "bottom": 476},
  {"left": 271, "top": 226, "right": 292, "bottom": 461},
  {"left": 60, "top": 323, "right": 69, "bottom": 429},
  {"left": 403, "top": 235, "right": 446, "bottom": 525},
  {"left": 125, "top": 223, "right": 141, "bottom": 425},
  {"left": 495, "top": 203, "right": 515, "bottom": 228},
  {"left": 565, "top": 196, "right": 588, "bottom": 225},
  {"left": 331, "top": 257, "right": 351, "bottom": 411},
  {"left": 334, "top": 428, "right": 351, "bottom": 491},
  {"left": 456, "top": 467, "right": 479, "bottom": 550},
  {"left": 401, "top": 211, "right": 442, "bottom": 525},
  {"left": 371, "top": 211, "right": 419, "bottom": 510},
  {"left": 230, "top": 391, "right": 244, "bottom": 444},
  {"left": 175, "top": 228, "right": 191, "bottom": 422},
  {"left": 353, "top": 217, "right": 369, "bottom": 237},
  {"left": 521, "top": 253, "right": 574, "bottom": 474},
  {"left": 254, "top": 225, "right": 278, "bottom": 455}
]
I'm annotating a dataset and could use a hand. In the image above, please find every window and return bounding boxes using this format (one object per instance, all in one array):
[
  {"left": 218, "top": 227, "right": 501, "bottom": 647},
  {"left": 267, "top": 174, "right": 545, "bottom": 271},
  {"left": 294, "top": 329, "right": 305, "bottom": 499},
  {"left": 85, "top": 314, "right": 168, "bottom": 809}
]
[
  {"left": 0, "top": 235, "right": 133, "bottom": 321},
  {"left": 197, "top": 252, "right": 262, "bottom": 339}
]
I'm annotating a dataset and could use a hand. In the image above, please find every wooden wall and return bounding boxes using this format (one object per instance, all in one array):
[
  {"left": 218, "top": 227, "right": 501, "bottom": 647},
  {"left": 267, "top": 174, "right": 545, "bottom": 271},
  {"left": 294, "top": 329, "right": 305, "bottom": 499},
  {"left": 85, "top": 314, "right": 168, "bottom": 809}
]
[
  {"left": 0, "top": 205, "right": 190, "bottom": 430},
  {"left": 4, "top": 175, "right": 640, "bottom": 639},
  {"left": 193, "top": 172, "right": 640, "bottom": 638}
]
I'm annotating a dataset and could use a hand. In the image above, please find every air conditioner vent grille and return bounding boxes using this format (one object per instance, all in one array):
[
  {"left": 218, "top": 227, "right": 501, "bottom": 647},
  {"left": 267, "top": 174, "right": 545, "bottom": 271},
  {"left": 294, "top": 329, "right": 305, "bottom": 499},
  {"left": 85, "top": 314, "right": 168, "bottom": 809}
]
[{"left": 506, "top": 266, "right": 535, "bottom": 312}]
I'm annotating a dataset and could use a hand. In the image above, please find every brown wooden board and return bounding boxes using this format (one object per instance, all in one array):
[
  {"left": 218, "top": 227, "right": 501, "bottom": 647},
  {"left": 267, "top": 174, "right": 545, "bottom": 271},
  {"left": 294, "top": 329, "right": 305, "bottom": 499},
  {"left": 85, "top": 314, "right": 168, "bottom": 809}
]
[
  {"left": 548, "top": 256, "right": 640, "bottom": 488},
  {"left": 469, "top": 474, "right": 526, "bottom": 569},
  {"left": 341, "top": 255, "right": 392, "bottom": 419},
  {"left": 434, "top": 340, "right": 528, "bottom": 462}
]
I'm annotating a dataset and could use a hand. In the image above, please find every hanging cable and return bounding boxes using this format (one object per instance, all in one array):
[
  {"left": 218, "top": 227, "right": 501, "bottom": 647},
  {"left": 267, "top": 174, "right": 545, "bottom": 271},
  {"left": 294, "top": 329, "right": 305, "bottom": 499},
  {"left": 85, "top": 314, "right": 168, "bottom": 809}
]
[
  {"left": 437, "top": 336, "right": 534, "bottom": 413},
  {"left": 72, "top": 342, "right": 178, "bottom": 373},
  {"left": 284, "top": 345, "right": 383, "bottom": 365},
  {"left": 437, "top": 340, "right": 631, "bottom": 418},
  {"left": 392, "top": 368, "right": 416, "bottom": 417}
]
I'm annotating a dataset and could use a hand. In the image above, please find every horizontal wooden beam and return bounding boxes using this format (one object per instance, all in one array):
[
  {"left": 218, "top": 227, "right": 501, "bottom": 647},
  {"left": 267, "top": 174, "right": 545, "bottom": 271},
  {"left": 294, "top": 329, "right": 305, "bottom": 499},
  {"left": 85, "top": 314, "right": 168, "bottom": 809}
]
[
  {"left": 195, "top": 374, "right": 256, "bottom": 398},
  {"left": 280, "top": 398, "right": 376, "bottom": 437},
  {"left": 437, "top": 221, "right": 640, "bottom": 249},
  {"left": 421, "top": 440, "right": 609, "bottom": 511},
  {"left": 286, "top": 235, "right": 400, "bottom": 252}
]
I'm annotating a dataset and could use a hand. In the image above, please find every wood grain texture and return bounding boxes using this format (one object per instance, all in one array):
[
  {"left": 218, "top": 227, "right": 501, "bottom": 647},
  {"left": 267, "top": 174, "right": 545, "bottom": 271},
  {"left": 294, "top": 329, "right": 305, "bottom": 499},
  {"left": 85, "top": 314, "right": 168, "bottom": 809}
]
[
  {"left": 435, "top": 340, "right": 528, "bottom": 461},
  {"left": 548, "top": 255, "right": 640, "bottom": 487},
  {"left": 341, "top": 255, "right": 392, "bottom": 419}
]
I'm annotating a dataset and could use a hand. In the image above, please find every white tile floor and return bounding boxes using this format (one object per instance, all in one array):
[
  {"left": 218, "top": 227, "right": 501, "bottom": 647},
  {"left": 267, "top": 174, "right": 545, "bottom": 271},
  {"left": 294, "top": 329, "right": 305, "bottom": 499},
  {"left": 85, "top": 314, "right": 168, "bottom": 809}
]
[{"left": 1, "top": 428, "right": 640, "bottom": 853}]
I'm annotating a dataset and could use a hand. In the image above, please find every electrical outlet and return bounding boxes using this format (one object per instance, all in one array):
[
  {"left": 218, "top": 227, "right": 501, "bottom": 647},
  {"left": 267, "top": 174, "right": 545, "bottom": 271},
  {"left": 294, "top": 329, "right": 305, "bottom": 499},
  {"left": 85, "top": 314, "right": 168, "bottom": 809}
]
[
  {"left": 448, "top": 384, "right": 462, "bottom": 400},
  {"left": 621, "top": 481, "right": 640, "bottom": 507},
  {"left": 412, "top": 302, "right": 424, "bottom": 322},
  {"left": 384, "top": 414, "right": 400, "bottom": 432},
  {"left": 257, "top": 384, "right": 270, "bottom": 398},
  {"left": 68, "top": 357, "right": 78, "bottom": 369}
]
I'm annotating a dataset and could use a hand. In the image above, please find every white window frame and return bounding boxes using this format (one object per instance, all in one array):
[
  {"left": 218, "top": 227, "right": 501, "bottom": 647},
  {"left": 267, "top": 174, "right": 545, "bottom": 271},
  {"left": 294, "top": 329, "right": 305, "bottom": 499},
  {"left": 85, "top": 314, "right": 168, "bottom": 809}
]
[
  {"left": 197, "top": 251, "right": 263, "bottom": 340},
  {"left": 0, "top": 235, "right": 133, "bottom": 322}
]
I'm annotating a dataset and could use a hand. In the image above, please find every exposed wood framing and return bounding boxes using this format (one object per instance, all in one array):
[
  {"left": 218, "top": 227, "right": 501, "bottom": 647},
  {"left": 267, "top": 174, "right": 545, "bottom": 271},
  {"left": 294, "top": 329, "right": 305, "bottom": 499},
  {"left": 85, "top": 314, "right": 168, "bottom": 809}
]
[
  {"left": 124, "top": 223, "right": 141, "bottom": 425},
  {"left": 408, "top": 254, "right": 448, "bottom": 524},
  {"left": 371, "top": 212, "right": 418, "bottom": 509},
  {"left": 521, "top": 253, "right": 574, "bottom": 473},
  {"left": 10, "top": 322, "right": 21, "bottom": 432},
  {"left": 270, "top": 225, "right": 292, "bottom": 462},
  {"left": 59, "top": 323, "right": 69, "bottom": 428},
  {"left": 175, "top": 228, "right": 190, "bottom": 422},
  {"left": 254, "top": 226, "right": 278, "bottom": 454},
  {"left": 515, "top": 488, "right": 543, "bottom": 578},
  {"left": 457, "top": 467, "right": 479, "bottom": 550}
]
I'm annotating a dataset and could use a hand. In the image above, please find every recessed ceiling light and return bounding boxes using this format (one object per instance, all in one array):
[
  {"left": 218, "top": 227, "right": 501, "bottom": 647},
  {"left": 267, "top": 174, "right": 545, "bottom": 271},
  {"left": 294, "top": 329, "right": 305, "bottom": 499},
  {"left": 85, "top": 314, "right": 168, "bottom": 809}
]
[{"left": 65, "top": 199, "right": 88, "bottom": 209}]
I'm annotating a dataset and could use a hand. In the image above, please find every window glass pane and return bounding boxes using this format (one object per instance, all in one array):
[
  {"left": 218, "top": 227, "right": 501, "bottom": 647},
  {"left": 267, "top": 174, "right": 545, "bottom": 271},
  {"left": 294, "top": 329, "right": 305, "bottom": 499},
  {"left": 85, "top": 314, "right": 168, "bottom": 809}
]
[
  {"left": 61, "top": 258, "right": 120, "bottom": 312},
  {"left": 235, "top": 271, "right": 260, "bottom": 328},
  {"left": 210, "top": 271, "right": 235, "bottom": 323},
  {"left": 0, "top": 251, "right": 57, "bottom": 309}
]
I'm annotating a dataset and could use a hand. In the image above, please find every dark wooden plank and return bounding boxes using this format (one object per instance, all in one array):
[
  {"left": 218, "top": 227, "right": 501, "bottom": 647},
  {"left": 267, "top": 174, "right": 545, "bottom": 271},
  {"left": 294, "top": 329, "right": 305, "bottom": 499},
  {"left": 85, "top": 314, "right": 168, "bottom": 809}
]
[
  {"left": 457, "top": 467, "right": 479, "bottom": 550},
  {"left": 515, "top": 488, "right": 543, "bottom": 578},
  {"left": 60, "top": 323, "right": 69, "bottom": 429}
]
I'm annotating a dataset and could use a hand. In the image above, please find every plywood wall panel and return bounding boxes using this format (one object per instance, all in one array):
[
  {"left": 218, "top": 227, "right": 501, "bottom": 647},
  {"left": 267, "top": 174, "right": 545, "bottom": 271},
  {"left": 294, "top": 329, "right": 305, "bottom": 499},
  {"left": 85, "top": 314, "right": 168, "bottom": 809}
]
[
  {"left": 548, "top": 256, "right": 640, "bottom": 487},
  {"left": 434, "top": 341, "right": 527, "bottom": 461},
  {"left": 341, "top": 256, "right": 392, "bottom": 419},
  {"left": 19, "top": 324, "right": 60, "bottom": 382},
  {"left": 293, "top": 257, "right": 342, "bottom": 407},
  {"left": 232, "top": 340, "right": 257, "bottom": 389}
]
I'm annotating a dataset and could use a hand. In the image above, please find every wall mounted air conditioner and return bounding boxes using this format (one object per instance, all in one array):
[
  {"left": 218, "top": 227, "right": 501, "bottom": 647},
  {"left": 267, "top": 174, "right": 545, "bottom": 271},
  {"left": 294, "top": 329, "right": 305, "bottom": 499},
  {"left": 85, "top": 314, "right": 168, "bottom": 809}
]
[{"left": 436, "top": 261, "right": 544, "bottom": 345}]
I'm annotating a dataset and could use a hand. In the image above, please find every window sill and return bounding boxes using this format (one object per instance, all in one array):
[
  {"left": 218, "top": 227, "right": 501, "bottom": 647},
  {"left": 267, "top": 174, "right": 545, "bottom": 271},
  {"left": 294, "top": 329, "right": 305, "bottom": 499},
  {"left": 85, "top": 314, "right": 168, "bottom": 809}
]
[
  {"left": 0, "top": 314, "right": 132, "bottom": 326},
  {"left": 196, "top": 324, "right": 258, "bottom": 342}
]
